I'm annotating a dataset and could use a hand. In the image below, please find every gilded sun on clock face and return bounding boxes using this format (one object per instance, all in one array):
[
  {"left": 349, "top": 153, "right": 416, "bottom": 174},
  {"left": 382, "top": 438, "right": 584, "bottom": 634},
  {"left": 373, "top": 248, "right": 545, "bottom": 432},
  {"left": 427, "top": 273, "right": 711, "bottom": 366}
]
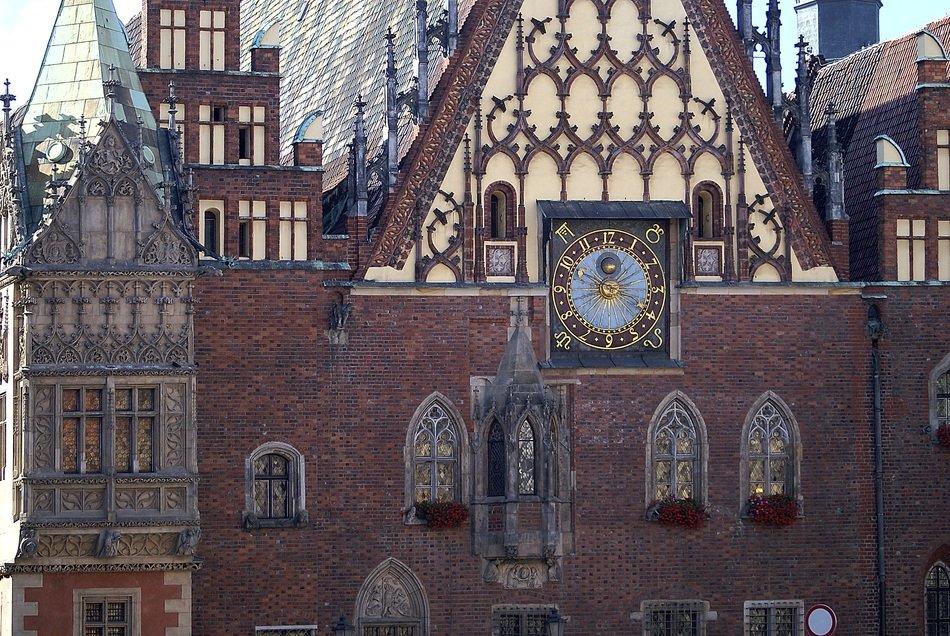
[{"left": 551, "top": 226, "right": 667, "bottom": 352}]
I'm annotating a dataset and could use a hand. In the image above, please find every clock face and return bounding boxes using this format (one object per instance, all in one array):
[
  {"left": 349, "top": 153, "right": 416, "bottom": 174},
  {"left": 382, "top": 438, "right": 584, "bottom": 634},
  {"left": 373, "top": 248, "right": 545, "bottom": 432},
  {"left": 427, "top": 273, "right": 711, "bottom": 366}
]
[{"left": 550, "top": 222, "right": 668, "bottom": 353}]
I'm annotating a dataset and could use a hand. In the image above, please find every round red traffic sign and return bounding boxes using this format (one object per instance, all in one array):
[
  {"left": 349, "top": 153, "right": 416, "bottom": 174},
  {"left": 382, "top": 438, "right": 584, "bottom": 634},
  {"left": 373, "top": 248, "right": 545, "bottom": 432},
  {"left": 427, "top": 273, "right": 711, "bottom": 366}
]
[{"left": 806, "top": 604, "right": 837, "bottom": 636}]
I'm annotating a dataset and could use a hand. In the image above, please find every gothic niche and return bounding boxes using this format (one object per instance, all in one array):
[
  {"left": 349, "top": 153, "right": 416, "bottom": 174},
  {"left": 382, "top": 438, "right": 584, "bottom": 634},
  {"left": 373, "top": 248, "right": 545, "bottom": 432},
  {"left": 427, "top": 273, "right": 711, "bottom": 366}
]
[
  {"left": 471, "top": 326, "right": 573, "bottom": 588},
  {"left": 356, "top": 558, "right": 429, "bottom": 635}
]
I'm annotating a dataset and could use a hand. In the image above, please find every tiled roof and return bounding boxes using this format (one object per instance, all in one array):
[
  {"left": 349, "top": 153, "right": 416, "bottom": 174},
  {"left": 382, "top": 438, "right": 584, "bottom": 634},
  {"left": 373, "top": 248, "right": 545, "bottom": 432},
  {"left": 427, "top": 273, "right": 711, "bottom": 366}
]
[
  {"left": 240, "top": 0, "right": 475, "bottom": 190},
  {"left": 19, "top": 0, "right": 162, "bottom": 225},
  {"left": 809, "top": 17, "right": 950, "bottom": 280}
]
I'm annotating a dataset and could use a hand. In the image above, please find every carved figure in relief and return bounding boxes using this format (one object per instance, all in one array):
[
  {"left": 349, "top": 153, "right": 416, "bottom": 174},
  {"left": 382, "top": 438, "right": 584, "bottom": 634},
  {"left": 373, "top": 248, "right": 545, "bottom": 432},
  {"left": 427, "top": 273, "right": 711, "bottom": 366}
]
[
  {"left": 365, "top": 574, "right": 412, "bottom": 618},
  {"left": 95, "top": 529, "right": 121, "bottom": 558},
  {"left": 16, "top": 526, "right": 38, "bottom": 559},
  {"left": 175, "top": 527, "right": 201, "bottom": 556}
]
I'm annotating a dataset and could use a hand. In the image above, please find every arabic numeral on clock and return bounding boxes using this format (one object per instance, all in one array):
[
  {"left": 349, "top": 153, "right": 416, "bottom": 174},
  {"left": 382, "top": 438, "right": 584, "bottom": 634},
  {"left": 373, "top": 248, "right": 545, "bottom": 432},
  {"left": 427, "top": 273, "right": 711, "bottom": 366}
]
[
  {"left": 604, "top": 333, "right": 613, "bottom": 347},
  {"left": 652, "top": 286, "right": 663, "bottom": 294},
  {"left": 553, "top": 285, "right": 567, "bottom": 295},
  {"left": 643, "top": 328, "right": 664, "bottom": 349},
  {"left": 558, "top": 254, "right": 576, "bottom": 269},
  {"left": 558, "top": 309, "right": 574, "bottom": 321}
]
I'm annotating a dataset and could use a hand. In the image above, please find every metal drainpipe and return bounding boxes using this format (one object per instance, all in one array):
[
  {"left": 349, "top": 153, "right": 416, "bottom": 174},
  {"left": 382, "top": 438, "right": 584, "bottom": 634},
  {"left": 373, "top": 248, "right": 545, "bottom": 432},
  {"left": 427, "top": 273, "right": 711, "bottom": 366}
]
[{"left": 867, "top": 304, "right": 886, "bottom": 636}]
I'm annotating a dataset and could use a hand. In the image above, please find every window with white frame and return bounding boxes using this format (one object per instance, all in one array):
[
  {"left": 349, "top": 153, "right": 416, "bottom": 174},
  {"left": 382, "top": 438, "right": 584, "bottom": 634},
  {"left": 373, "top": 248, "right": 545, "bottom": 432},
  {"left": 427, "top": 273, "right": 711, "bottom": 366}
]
[
  {"left": 244, "top": 442, "right": 307, "bottom": 528},
  {"left": 938, "top": 129, "right": 949, "bottom": 191},
  {"left": 896, "top": 218, "right": 926, "bottom": 281},
  {"left": 641, "top": 600, "right": 708, "bottom": 636},
  {"left": 198, "top": 105, "right": 225, "bottom": 165},
  {"left": 239, "top": 200, "right": 267, "bottom": 259},
  {"left": 239, "top": 106, "right": 266, "bottom": 165},
  {"left": 159, "top": 9, "right": 186, "bottom": 69},
  {"left": 278, "top": 202, "right": 307, "bottom": 260},
  {"left": 744, "top": 600, "right": 803, "bottom": 636},
  {"left": 199, "top": 10, "right": 226, "bottom": 71},
  {"left": 939, "top": 221, "right": 950, "bottom": 282}
]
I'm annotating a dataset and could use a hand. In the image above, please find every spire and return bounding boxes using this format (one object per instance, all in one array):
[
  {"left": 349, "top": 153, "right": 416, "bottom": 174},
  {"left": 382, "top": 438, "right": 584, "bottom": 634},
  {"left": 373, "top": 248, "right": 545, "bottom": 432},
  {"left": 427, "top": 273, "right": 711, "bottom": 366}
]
[
  {"left": 1, "top": 79, "right": 14, "bottom": 145},
  {"left": 415, "top": 0, "right": 430, "bottom": 120},
  {"left": 447, "top": 0, "right": 459, "bottom": 55},
  {"left": 736, "top": 0, "right": 784, "bottom": 119},
  {"left": 491, "top": 325, "right": 546, "bottom": 413},
  {"left": 18, "top": 0, "right": 164, "bottom": 216},
  {"left": 795, "top": 36, "right": 813, "bottom": 195},
  {"left": 385, "top": 30, "right": 399, "bottom": 192},
  {"left": 825, "top": 102, "right": 847, "bottom": 222},
  {"left": 353, "top": 97, "right": 368, "bottom": 218}
]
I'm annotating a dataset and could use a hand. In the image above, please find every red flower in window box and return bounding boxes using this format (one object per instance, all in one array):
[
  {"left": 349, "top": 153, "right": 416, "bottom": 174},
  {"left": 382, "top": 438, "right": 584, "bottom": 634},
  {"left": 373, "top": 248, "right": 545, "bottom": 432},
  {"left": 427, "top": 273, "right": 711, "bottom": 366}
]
[
  {"left": 653, "top": 497, "right": 709, "bottom": 529},
  {"left": 936, "top": 424, "right": 950, "bottom": 449},
  {"left": 414, "top": 500, "right": 468, "bottom": 529},
  {"left": 747, "top": 494, "right": 799, "bottom": 526}
]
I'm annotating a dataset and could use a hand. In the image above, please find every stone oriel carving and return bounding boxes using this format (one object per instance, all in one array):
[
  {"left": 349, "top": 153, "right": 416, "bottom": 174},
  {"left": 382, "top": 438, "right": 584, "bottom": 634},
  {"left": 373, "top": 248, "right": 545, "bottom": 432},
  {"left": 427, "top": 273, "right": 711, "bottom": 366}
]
[
  {"left": 37, "top": 533, "right": 92, "bottom": 558},
  {"left": 88, "top": 134, "right": 135, "bottom": 177},
  {"left": 16, "top": 527, "right": 38, "bottom": 559},
  {"left": 139, "top": 223, "right": 194, "bottom": 266},
  {"left": 115, "top": 532, "right": 175, "bottom": 557},
  {"left": 61, "top": 488, "right": 105, "bottom": 512},
  {"left": 175, "top": 527, "right": 200, "bottom": 556},
  {"left": 31, "top": 385, "right": 55, "bottom": 469},
  {"left": 95, "top": 529, "right": 121, "bottom": 558},
  {"left": 482, "top": 558, "right": 560, "bottom": 589},
  {"left": 115, "top": 488, "right": 160, "bottom": 511},
  {"left": 25, "top": 219, "right": 83, "bottom": 266}
]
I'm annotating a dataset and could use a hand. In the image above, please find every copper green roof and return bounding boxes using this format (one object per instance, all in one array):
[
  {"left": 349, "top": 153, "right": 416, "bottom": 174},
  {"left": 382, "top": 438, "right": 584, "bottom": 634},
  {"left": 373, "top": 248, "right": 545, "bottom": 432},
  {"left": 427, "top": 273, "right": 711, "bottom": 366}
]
[{"left": 19, "top": 0, "right": 163, "bottom": 217}]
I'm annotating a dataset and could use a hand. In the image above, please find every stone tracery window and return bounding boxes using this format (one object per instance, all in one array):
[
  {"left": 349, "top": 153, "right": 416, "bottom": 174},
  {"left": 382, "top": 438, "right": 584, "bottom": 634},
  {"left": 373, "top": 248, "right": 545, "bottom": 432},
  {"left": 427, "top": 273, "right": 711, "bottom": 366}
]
[
  {"left": 412, "top": 401, "right": 459, "bottom": 503},
  {"left": 517, "top": 421, "right": 536, "bottom": 495},
  {"left": 653, "top": 400, "right": 699, "bottom": 500},
  {"left": 740, "top": 393, "right": 801, "bottom": 509},
  {"left": 487, "top": 421, "right": 506, "bottom": 498}
]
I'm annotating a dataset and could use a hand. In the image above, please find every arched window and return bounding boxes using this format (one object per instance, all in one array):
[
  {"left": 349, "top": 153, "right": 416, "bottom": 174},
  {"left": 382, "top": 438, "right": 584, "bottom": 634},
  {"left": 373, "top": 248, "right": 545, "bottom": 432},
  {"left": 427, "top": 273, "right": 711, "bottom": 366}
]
[
  {"left": 692, "top": 182, "right": 723, "bottom": 239},
  {"left": 928, "top": 563, "right": 950, "bottom": 633},
  {"left": 485, "top": 182, "right": 516, "bottom": 240},
  {"left": 404, "top": 394, "right": 470, "bottom": 522},
  {"left": 517, "top": 421, "right": 536, "bottom": 496},
  {"left": 487, "top": 421, "right": 506, "bottom": 498},
  {"left": 243, "top": 442, "right": 307, "bottom": 529},
  {"left": 412, "top": 402, "right": 458, "bottom": 503},
  {"left": 935, "top": 369, "right": 950, "bottom": 431},
  {"left": 740, "top": 393, "right": 801, "bottom": 508},
  {"left": 203, "top": 210, "right": 219, "bottom": 254},
  {"left": 646, "top": 392, "right": 707, "bottom": 506}
]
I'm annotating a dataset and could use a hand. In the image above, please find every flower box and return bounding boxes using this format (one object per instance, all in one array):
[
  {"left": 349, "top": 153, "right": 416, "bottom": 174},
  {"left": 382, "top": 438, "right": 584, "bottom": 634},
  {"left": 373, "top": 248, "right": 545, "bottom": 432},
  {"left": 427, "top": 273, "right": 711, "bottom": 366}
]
[
  {"left": 937, "top": 424, "right": 950, "bottom": 449},
  {"left": 746, "top": 494, "right": 799, "bottom": 526},
  {"left": 652, "top": 497, "right": 709, "bottom": 529},
  {"left": 414, "top": 500, "right": 468, "bottom": 529}
]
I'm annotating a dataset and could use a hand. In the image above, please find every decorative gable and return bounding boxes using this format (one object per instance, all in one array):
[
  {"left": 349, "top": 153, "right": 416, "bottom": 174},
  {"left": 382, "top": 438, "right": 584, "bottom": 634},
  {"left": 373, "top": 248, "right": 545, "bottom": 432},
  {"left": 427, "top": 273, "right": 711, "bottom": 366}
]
[{"left": 365, "top": 0, "right": 837, "bottom": 284}]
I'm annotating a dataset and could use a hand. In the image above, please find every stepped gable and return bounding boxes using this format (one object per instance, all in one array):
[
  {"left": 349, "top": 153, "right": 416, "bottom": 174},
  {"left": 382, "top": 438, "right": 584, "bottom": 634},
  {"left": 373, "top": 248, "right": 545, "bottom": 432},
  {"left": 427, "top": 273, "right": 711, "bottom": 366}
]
[
  {"left": 18, "top": 0, "right": 163, "bottom": 228},
  {"left": 239, "top": 0, "right": 476, "bottom": 189},
  {"left": 366, "top": 0, "right": 836, "bottom": 273},
  {"left": 808, "top": 16, "right": 950, "bottom": 280}
]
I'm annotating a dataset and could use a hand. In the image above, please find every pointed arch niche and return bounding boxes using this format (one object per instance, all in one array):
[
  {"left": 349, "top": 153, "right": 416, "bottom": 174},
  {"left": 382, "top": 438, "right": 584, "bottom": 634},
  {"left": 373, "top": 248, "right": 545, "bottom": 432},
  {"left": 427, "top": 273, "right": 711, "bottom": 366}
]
[
  {"left": 644, "top": 391, "right": 708, "bottom": 510},
  {"left": 355, "top": 558, "right": 429, "bottom": 636},
  {"left": 739, "top": 392, "right": 803, "bottom": 513},
  {"left": 403, "top": 393, "right": 470, "bottom": 524}
]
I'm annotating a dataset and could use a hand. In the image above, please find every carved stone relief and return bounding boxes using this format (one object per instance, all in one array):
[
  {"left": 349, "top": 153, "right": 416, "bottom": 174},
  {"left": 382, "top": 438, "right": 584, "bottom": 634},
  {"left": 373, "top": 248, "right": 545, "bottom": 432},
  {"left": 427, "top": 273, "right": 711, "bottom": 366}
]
[
  {"left": 31, "top": 385, "right": 55, "bottom": 470},
  {"left": 25, "top": 219, "right": 83, "bottom": 266},
  {"left": 115, "top": 488, "right": 161, "bottom": 511},
  {"left": 482, "top": 558, "right": 561, "bottom": 589},
  {"left": 364, "top": 574, "right": 413, "bottom": 618},
  {"left": 164, "top": 383, "right": 186, "bottom": 467},
  {"left": 60, "top": 488, "right": 105, "bottom": 512},
  {"left": 36, "top": 533, "right": 94, "bottom": 558}
]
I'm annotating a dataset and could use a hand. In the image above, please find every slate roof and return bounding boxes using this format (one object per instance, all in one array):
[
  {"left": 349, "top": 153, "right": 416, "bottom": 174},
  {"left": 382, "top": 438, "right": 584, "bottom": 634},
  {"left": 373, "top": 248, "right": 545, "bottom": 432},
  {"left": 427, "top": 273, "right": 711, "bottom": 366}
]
[
  {"left": 18, "top": 0, "right": 162, "bottom": 225},
  {"left": 808, "top": 16, "right": 950, "bottom": 280},
  {"left": 239, "top": 0, "right": 475, "bottom": 190}
]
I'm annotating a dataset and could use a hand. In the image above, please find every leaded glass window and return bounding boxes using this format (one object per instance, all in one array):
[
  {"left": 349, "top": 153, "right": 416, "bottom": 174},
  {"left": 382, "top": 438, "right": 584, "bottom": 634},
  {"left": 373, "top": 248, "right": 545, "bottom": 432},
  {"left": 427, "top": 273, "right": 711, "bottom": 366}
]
[
  {"left": 747, "top": 401, "right": 791, "bottom": 496},
  {"left": 517, "top": 421, "right": 536, "bottom": 495},
  {"left": 927, "top": 563, "right": 950, "bottom": 636},
  {"left": 653, "top": 400, "right": 698, "bottom": 500},
  {"left": 61, "top": 388, "right": 103, "bottom": 474},
  {"left": 938, "top": 372, "right": 950, "bottom": 429},
  {"left": 115, "top": 387, "right": 157, "bottom": 473},
  {"left": 254, "top": 453, "right": 290, "bottom": 519},
  {"left": 494, "top": 606, "right": 552, "bottom": 636},
  {"left": 488, "top": 421, "right": 506, "bottom": 497},
  {"left": 82, "top": 597, "right": 130, "bottom": 636},
  {"left": 744, "top": 601, "right": 801, "bottom": 636},
  {"left": 643, "top": 601, "right": 706, "bottom": 636},
  {"left": 413, "top": 402, "right": 458, "bottom": 503}
]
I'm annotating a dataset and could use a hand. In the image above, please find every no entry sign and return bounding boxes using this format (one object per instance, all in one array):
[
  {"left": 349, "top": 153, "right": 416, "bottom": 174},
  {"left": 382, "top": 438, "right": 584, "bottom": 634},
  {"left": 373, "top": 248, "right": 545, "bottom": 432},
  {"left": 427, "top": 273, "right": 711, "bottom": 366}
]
[{"left": 806, "top": 604, "right": 837, "bottom": 636}]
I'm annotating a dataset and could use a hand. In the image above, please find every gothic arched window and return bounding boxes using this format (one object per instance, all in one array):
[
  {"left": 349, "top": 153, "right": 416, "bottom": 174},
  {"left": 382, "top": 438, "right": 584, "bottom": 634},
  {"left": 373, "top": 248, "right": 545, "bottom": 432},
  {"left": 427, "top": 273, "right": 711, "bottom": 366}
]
[
  {"left": 653, "top": 400, "right": 699, "bottom": 500},
  {"left": 487, "top": 421, "right": 506, "bottom": 498},
  {"left": 412, "top": 401, "right": 459, "bottom": 503},
  {"left": 517, "top": 421, "right": 536, "bottom": 496},
  {"left": 740, "top": 394, "right": 801, "bottom": 507},
  {"left": 927, "top": 563, "right": 950, "bottom": 634}
]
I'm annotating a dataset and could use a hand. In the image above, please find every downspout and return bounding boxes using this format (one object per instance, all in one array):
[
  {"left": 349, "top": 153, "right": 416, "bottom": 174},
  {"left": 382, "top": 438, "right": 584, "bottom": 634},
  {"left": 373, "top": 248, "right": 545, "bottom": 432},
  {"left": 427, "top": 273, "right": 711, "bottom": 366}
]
[{"left": 866, "top": 304, "right": 886, "bottom": 636}]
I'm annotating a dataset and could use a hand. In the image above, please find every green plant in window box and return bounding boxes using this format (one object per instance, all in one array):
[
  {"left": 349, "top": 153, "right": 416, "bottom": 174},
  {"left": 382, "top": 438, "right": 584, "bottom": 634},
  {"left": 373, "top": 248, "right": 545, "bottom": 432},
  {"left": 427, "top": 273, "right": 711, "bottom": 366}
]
[
  {"left": 414, "top": 500, "right": 468, "bottom": 529},
  {"left": 746, "top": 494, "right": 799, "bottom": 526},
  {"left": 937, "top": 424, "right": 950, "bottom": 449},
  {"left": 651, "top": 496, "right": 709, "bottom": 529}
]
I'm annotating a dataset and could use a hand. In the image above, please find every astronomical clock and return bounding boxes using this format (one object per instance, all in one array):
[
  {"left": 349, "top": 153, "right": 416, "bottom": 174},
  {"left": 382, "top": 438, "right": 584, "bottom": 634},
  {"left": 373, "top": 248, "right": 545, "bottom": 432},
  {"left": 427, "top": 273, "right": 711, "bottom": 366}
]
[{"left": 543, "top": 203, "right": 681, "bottom": 366}]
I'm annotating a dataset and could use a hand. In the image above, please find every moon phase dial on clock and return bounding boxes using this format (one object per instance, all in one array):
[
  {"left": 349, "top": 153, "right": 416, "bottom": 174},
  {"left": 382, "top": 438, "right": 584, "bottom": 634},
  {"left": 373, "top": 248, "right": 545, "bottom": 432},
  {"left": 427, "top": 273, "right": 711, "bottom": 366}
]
[{"left": 551, "top": 228, "right": 667, "bottom": 351}]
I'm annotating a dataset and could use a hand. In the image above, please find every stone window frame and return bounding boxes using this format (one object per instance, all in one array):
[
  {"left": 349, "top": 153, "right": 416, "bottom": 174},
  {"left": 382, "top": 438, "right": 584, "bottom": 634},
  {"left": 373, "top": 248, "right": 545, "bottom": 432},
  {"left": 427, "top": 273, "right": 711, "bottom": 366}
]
[
  {"left": 403, "top": 392, "right": 470, "bottom": 524},
  {"left": 636, "top": 599, "right": 710, "bottom": 636},
  {"left": 484, "top": 181, "right": 517, "bottom": 240},
  {"left": 743, "top": 600, "right": 804, "bottom": 635},
  {"left": 73, "top": 587, "right": 141, "bottom": 636},
  {"left": 356, "top": 558, "right": 429, "bottom": 636},
  {"left": 928, "top": 353, "right": 950, "bottom": 441},
  {"left": 692, "top": 181, "right": 724, "bottom": 240},
  {"left": 644, "top": 391, "right": 708, "bottom": 511},
  {"left": 927, "top": 561, "right": 950, "bottom": 633},
  {"left": 490, "top": 603, "right": 557, "bottom": 636},
  {"left": 739, "top": 392, "right": 803, "bottom": 515},
  {"left": 243, "top": 441, "right": 308, "bottom": 529}
]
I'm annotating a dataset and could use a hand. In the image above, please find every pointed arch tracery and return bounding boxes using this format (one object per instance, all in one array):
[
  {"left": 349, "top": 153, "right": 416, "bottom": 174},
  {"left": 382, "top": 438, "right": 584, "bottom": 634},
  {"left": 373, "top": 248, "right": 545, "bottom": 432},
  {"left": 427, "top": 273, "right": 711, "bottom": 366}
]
[
  {"left": 645, "top": 391, "right": 708, "bottom": 508},
  {"left": 356, "top": 558, "right": 429, "bottom": 636},
  {"left": 739, "top": 392, "right": 802, "bottom": 510}
]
